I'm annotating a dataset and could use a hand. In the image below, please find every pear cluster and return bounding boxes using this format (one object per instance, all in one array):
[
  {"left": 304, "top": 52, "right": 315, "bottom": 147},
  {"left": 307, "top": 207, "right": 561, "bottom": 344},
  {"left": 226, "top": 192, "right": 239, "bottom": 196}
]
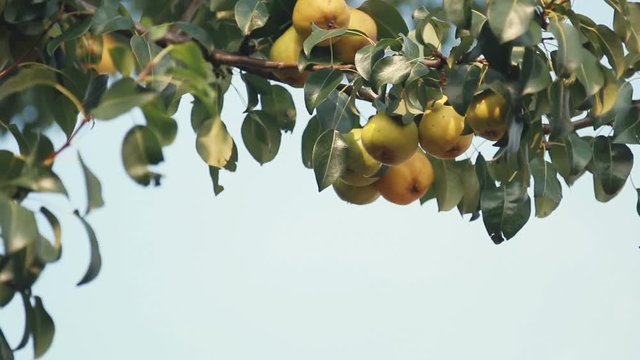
[
  {"left": 333, "top": 93, "right": 509, "bottom": 206},
  {"left": 269, "top": 0, "right": 378, "bottom": 87}
]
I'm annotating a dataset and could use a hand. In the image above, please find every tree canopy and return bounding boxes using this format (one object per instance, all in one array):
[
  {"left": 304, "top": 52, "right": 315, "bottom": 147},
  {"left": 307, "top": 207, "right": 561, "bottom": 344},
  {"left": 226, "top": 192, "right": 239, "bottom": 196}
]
[{"left": 1, "top": 0, "right": 640, "bottom": 358}]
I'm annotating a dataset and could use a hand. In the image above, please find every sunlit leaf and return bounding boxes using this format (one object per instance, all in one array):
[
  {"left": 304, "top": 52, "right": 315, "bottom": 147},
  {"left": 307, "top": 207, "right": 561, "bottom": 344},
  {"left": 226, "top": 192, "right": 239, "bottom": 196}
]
[
  {"left": 304, "top": 69, "right": 344, "bottom": 114},
  {"left": 370, "top": 55, "right": 412, "bottom": 91},
  {"left": 487, "top": 0, "right": 535, "bottom": 43},
  {"left": 235, "top": 0, "right": 269, "bottom": 35}
]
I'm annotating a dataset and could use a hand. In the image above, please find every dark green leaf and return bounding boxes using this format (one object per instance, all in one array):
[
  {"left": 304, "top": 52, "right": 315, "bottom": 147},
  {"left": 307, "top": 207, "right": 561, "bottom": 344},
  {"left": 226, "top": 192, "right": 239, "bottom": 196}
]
[
  {"left": 487, "top": 0, "right": 535, "bottom": 43},
  {"left": 312, "top": 130, "right": 348, "bottom": 191},
  {"left": 370, "top": 56, "right": 412, "bottom": 91},
  {"left": 130, "top": 35, "right": 152, "bottom": 69},
  {"left": 590, "top": 136, "right": 634, "bottom": 196},
  {"left": 142, "top": 102, "right": 178, "bottom": 146},
  {"left": 548, "top": 133, "right": 592, "bottom": 185},
  {"left": 529, "top": 157, "right": 562, "bottom": 218},
  {"left": 613, "top": 106, "right": 640, "bottom": 144},
  {"left": 91, "top": 78, "right": 157, "bottom": 120},
  {"left": 38, "top": 207, "right": 62, "bottom": 263},
  {"left": 0, "top": 327, "right": 13, "bottom": 360},
  {"left": 46, "top": 17, "right": 92, "bottom": 55},
  {"left": 302, "top": 116, "right": 322, "bottom": 169},
  {"left": 548, "top": 20, "right": 583, "bottom": 76},
  {"left": 547, "top": 80, "right": 572, "bottom": 140},
  {"left": 520, "top": 47, "right": 551, "bottom": 95},
  {"left": 241, "top": 111, "right": 282, "bottom": 165},
  {"left": 0, "top": 195, "right": 39, "bottom": 254},
  {"left": 79, "top": 154, "right": 104, "bottom": 215},
  {"left": 74, "top": 211, "right": 102, "bottom": 286},
  {"left": 581, "top": 23, "right": 625, "bottom": 78},
  {"left": 121, "top": 126, "right": 164, "bottom": 186},
  {"left": 32, "top": 296, "right": 55, "bottom": 358},
  {"left": 359, "top": 0, "right": 408, "bottom": 39},
  {"left": 83, "top": 74, "right": 109, "bottom": 114},
  {"left": 208, "top": 166, "right": 224, "bottom": 195},
  {"left": 316, "top": 91, "right": 358, "bottom": 133},
  {"left": 10, "top": 165, "right": 67, "bottom": 195},
  {"left": 636, "top": 188, "right": 640, "bottom": 216},
  {"left": 614, "top": 3, "right": 640, "bottom": 53},
  {"left": 234, "top": 0, "right": 269, "bottom": 35},
  {"left": 430, "top": 157, "right": 464, "bottom": 212},
  {"left": 91, "top": 1, "right": 135, "bottom": 34},
  {"left": 0, "top": 67, "right": 57, "bottom": 101},
  {"left": 175, "top": 21, "right": 214, "bottom": 51},
  {"left": 453, "top": 159, "right": 480, "bottom": 215},
  {"left": 261, "top": 85, "right": 296, "bottom": 132},
  {"left": 444, "top": 64, "right": 481, "bottom": 115},
  {"left": 575, "top": 50, "right": 604, "bottom": 97},
  {"left": 304, "top": 69, "right": 343, "bottom": 114},
  {"left": 444, "top": 0, "right": 471, "bottom": 28},
  {"left": 14, "top": 292, "right": 31, "bottom": 351},
  {"left": 481, "top": 181, "right": 531, "bottom": 243},
  {"left": 354, "top": 44, "right": 384, "bottom": 81}
]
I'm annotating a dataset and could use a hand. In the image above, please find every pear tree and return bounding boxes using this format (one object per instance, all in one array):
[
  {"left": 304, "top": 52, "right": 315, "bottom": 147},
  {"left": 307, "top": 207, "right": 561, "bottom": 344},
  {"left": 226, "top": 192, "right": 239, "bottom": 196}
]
[{"left": 1, "top": 0, "right": 640, "bottom": 357}]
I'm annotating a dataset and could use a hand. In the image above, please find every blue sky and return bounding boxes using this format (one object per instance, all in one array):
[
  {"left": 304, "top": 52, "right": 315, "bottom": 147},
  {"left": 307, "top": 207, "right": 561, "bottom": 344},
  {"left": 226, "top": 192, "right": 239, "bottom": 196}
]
[{"left": 2, "top": 1, "right": 640, "bottom": 359}]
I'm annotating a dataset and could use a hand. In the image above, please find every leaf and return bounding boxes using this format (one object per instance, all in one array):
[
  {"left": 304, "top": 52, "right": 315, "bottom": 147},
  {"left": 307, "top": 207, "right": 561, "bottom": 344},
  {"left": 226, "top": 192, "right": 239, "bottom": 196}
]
[
  {"left": 430, "top": 157, "right": 464, "bottom": 212},
  {"left": 38, "top": 207, "right": 62, "bottom": 263},
  {"left": 241, "top": 111, "right": 282, "bottom": 165},
  {"left": 46, "top": 17, "right": 92, "bottom": 55},
  {"left": 0, "top": 67, "right": 58, "bottom": 101},
  {"left": 575, "top": 49, "right": 604, "bottom": 97},
  {"left": 79, "top": 154, "right": 104, "bottom": 215},
  {"left": 74, "top": 211, "right": 102, "bottom": 286},
  {"left": 370, "top": 55, "right": 412, "bottom": 91},
  {"left": 547, "top": 80, "right": 572, "bottom": 140},
  {"left": 579, "top": 23, "right": 625, "bottom": 79},
  {"left": 590, "top": 136, "right": 634, "bottom": 196},
  {"left": 260, "top": 85, "right": 296, "bottom": 132},
  {"left": 548, "top": 133, "right": 592, "bottom": 185},
  {"left": 32, "top": 296, "right": 55, "bottom": 358},
  {"left": 613, "top": 106, "right": 640, "bottom": 144},
  {"left": 0, "top": 327, "right": 13, "bottom": 360},
  {"left": 0, "top": 196, "right": 39, "bottom": 254},
  {"left": 548, "top": 20, "right": 583, "bottom": 76},
  {"left": 359, "top": 0, "right": 408, "bottom": 39},
  {"left": 83, "top": 74, "right": 109, "bottom": 114},
  {"left": 355, "top": 44, "right": 384, "bottom": 81},
  {"left": 130, "top": 35, "right": 152, "bottom": 69},
  {"left": 91, "top": 78, "right": 157, "bottom": 120},
  {"left": 303, "top": 25, "right": 347, "bottom": 55},
  {"left": 316, "top": 91, "right": 358, "bottom": 133},
  {"left": 614, "top": 3, "right": 640, "bottom": 54},
  {"left": 520, "top": 47, "right": 551, "bottom": 95},
  {"left": 234, "top": 0, "right": 269, "bottom": 35},
  {"left": 444, "top": 64, "right": 481, "bottom": 115},
  {"left": 195, "top": 116, "right": 234, "bottom": 168},
  {"left": 121, "top": 126, "right": 164, "bottom": 186},
  {"left": 444, "top": 0, "right": 471, "bottom": 28},
  {"left": 481, "top": 181, "right": 531, "bottom": 244},
  {"left": 487, "top": 0, "right": 535, "bottom": 43},
  {"left": 637, "top": 188, "right": 640, "bottom": 217},
  {"left": 304, "top": 69, "right": 344, "bottom": 114},
  {"left": 312, "top": 130, "right": 348, "bottom": 191},
  {"left": 175, "top": 21, "right": 214, "bottom": 51},
  {"left": 301, "top": 116, "right": 322, "bottom": 169},
  {"left": 91, "top": 1, "right": 135, "bottom": 34},
  {"left": 529, "top": 157, "right": 562, "bottom": 218},
  {"left": 452, "top": 159, "right": 481, "bottom": 215}
]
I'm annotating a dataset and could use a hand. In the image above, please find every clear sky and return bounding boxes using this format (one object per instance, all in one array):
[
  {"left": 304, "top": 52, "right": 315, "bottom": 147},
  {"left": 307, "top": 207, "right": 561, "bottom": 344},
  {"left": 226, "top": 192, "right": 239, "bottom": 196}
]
[{"left": 2, "top": 1, "right": 640, "bottom": 360}]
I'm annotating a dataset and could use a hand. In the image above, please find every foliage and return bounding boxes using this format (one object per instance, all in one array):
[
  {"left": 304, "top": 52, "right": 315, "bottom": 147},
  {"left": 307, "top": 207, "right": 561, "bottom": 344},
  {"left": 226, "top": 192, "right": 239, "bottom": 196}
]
[{"left": 1, "top": 0, "right": 640, "bottom": 357}]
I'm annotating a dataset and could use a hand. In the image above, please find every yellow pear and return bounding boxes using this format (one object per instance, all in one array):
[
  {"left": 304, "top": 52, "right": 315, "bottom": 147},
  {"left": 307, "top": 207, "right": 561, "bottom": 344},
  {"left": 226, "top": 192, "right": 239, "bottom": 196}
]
[
  {"left": 341, "top": 128, "right": 382, "bottom": 186},
  {"left": 419, "top": 96, "right": 473, "bottom": 159},
  {"left": 333, "top": 179, "right": 380, "bottom": 205},
  {"left": 334, "top": 8, "right": 377, "bottom": 63},
  {"left": 79, "top": 34, "right": 118, "bottom": 74},
  {"left": 269, "top": 26, "right": 309, "bottom": 88},
  {"left": 292, "top": 0, "right": 351, "bottom": 46},
  {"left": 361, "top": 112, "right": 418, "bottom": 165},
  {"left": 376, "top": 150, "right": 434, "bottom": 205},
  {"left": 466, "top": 91, "right": 508, "bottom": 141}
]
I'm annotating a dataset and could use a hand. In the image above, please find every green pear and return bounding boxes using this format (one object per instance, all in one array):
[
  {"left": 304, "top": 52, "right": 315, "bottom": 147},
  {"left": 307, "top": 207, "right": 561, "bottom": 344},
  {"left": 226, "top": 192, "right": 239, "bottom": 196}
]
[
  {"left": 361, "top": 112, "right": 418, "bottom": 165},
  {"left": 341, "top": 128, "right": 382, "bottom": 186},
  {"left": 333, "top": 179, "right": 380, "bottom": 205}
]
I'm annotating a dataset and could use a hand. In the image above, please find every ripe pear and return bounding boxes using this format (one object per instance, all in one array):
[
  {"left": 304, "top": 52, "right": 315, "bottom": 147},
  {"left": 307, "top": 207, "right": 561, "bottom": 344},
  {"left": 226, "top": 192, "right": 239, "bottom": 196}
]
[
  {"left": 292, "top": 0, "right": 351, "bottom": 46},
  {"left": 376, "top": 150, "right": 434, "bottom": 205},
  {"left": 334, "top": 8, "right": 377, "bottom": 63},
  {"left": 466, "top": 91, "right": 508, "bottom": 141},
  {"left": 419, "top": 96, "right": 473, "bottom": 159},
  {"left": 361, "top": 112, "right": 418, "bottom": 165},
  {"left": 79, "top": 34, "right": 119, "bottom": 74},
  {"left": 341, "top": 128, "right": 382, "bottom": 186},
  {"left": 269, "top": 26, "right": 309, "bottom": 88},
  {"left": 333, "top": 178, "right": 380, "bottom": 205}
]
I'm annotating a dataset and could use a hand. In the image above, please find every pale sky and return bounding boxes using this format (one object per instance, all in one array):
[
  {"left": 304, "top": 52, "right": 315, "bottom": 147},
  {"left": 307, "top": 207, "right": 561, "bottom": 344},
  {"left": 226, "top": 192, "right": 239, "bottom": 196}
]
[{"left": 2, "top": 2, "right": 640, "bottom": 360}]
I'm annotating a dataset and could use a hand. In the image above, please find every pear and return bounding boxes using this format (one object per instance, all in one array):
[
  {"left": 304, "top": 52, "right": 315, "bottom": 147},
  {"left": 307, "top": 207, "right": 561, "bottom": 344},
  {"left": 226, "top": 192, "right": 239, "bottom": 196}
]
[
  {"left": 334, "top": 8, "right": 377, "bottom": 63},
  {"left": 333, "top": 179, "right": 380, "bottom": 205},
  {"left": 292, "top": 0, "right": 351, "bottom": 46},
  {"left": 361, "top": 112, "right": 418, "bottom": 165},
  {"left": 419, "top": 96, "right": 473, "bottom": 159},
  {"left": 79, "top": 34, "right": 119, "bottom": 74},
  {"left": 466, "top": 91, "right": 508, "bottom": 141},
  {"left": 341, "top": 128, "right": 382, "bottom": 186},
  {"left": 269, "top": 26, "right": 309, "bottom": 88},
  {"left": 376, "top": 150, "right": 434, "bottom": 205}
]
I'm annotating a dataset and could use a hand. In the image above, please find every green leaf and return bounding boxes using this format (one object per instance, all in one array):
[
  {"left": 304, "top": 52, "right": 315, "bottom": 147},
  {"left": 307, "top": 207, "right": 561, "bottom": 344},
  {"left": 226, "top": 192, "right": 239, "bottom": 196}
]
[
  {"left": 83, "top": 74, "right": 109, "bottom": 114},
  {"left": 444, "top": 0, "right": 471, "bottom": 28},
  {"left": 547, "top": 80, "right": 572, "bottom": 140},
  {"left": 453, "top": 159, "right": 481, "bottom": 215},
  {"left": 548, "top": 20, "right": 583, "bottom": 76},
  {"left": 430, "top": 157, "right": 464, "bottom": 212},
  {"left": 370, "top": 56, "right": 412, "bottom": 91},
  {"left": 241, "top": 111, "right": 282, "bottom": 165},
  {"left": 261, "top": 85, "right": 296, "bottom": 132},
  {"left": 303, "top": 25, "right": 347, "bottom": 55},
  {"left": 312, "top": 130, "right": 348, "bottom": 191},
  {"left": 74, "top": 211, "right": 102, "bottom": 286},
  {"left": 359, "top": 0, "right": 408, "bottom": 39},
  {"left": 575, "top": 49, "right": 604, "bottom": 97},
  {"left": 613, "top": 106, "right": 640, "bottom": 144},
  {"left": 0, "top": 196, "right": 39, "bottom": 253},
  {"left": 529, "top": 157, "right": 562, "bottom": 218},
  {"left": 32, "top": 296, "right": 55, "bottom": 358},
  {"left": 487, "top": 0, "right": 535, "bottom": 43},
  {"left": 481, "top": 181, "right": 531, "bottom": 244},
  {"left": 580, "top": 23, "right": 625, "bottom": 79},
  {"left": 91, "top": 1, "right": 135, "bottom": 34},
  {"left": 590, "top": 136, "right": 634, "bottom": 196},
  {"left": 614, "top": 3, "right": 640, "bottom": 54},
  {"left": 235, "top": 0, "right": 269, "bottom": 35},
  {"left": 195, "top": 116, "right": 235, "bottom": 168},
  {"left": 444, "top": 64, "right": 481, "bottom": 115},
  {"left": 142, "top": 102, "right": 178, "bottom": 147},
  {"left": 636, "top": 188, "right": 640, "bottom": 216},
  {"left": 548, "top": 133, "right": 592, "bottom": 185},
  {"left": 301, "top": 115, "right": 322, "bottom": 169},
  {"left": 0, "top": 67, "right": 58, "bottom": 101},
  {"left": 304, "top": 69, "right": 344, "bottom": 114},
  {"left": 38, "top": 207, "right": 62, "bottom": 263},
  {"left": 46, "top": 17, "right": 92, "bottom": 55},
  {"left": 79, "top": 154, "right": 104, "bottom": 215},
  {"left": 208, "top": 166, "right": 225, "bottom": 195},
  {"left": 91, "top": 78, "right": 157, "bottom": 120},
  {"left": 520, "top": 47, "right": 551, "bottom": 95},
  {"left": 0, "top": 327, "right": 13, "bottom": 360},
  {"left": 130, "top": 35, "right": 152, "bottom": 70},
  {"left": 316, "top": 91, "right": 358, "bottom": 133},
  {"left": 121, "top": 126, "right": 164, "bottom": 186},
  {"left": 175, "top": 21, "right": 214, "bottom": 51}
]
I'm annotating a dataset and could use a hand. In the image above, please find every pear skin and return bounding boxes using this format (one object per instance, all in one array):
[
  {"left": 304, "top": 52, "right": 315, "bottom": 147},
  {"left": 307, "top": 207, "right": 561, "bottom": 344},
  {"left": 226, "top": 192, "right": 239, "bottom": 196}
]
[
  {"left": 341, "top": 128, "right": 382, "bottom": 185},
  {"left": 292, "top": 0, "right": 351, "bottom": 46},
  {"left": 376, "top": 150, "right": 434, "bottom": 205},
  {"left": 334, "top": 8, "right": 377, "bottom": 63},
  {"left": 419, "top": 97, "right": 473, "bottom": 159},
  {"left": 361, "top": 113, "right": 419, "bottom": 165},
  {"left": 333, "top": 179, "right": 380, "bottom": 205},
  {"left": 466, "top": 91, "right": 508, "bottom": 141},
  {"left": 269, "top": 26, "right": 309, "bottom": 88},
  {"left": 80, "top": 34, "right": 118, "bottom": 74}
]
